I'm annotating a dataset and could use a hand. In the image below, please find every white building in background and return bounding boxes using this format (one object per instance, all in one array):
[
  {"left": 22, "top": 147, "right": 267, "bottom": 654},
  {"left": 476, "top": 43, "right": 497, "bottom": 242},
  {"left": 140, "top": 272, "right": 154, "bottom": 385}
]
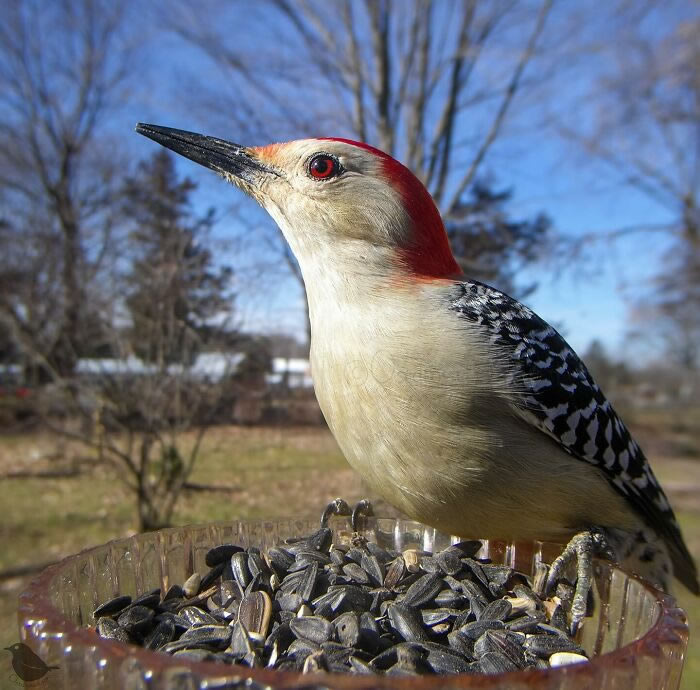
[
  {"left": 73, "top": 354, "right": 313, "bottom": 388},
  {"left": 268, "top": 358, "right": 313, "bottom": 389},
  {"left": 3, "top": 354, "right": 314, "bottom": 390}
]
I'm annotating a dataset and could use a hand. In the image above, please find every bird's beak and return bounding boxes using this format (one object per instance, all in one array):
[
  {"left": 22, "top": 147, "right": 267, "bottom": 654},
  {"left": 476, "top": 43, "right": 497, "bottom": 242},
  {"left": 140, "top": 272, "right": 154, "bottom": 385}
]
[{"left": 135, "top": 124, "right": 274, "bottom": 187}]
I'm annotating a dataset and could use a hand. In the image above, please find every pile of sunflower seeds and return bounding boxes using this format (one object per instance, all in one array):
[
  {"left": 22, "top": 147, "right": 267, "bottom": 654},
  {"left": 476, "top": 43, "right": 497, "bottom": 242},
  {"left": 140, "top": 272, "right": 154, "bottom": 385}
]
[{"left": 93, "top": 527, "right": 590, "bottom": 676}]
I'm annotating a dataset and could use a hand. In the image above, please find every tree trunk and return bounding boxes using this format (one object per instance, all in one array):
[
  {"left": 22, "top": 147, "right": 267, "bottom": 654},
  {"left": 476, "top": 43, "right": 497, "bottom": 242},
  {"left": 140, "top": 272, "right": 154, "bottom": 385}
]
[{"left": 50, "top": 178, "right": 82, "bottom": 378}]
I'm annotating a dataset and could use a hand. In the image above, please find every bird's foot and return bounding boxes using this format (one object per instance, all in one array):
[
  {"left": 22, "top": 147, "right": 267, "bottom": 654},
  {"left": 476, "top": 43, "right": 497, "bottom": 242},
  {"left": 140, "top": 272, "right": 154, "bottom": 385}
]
[
  {"left": 546, "top": 527, "right": 615, "bottom": 635},
  {"left": 319, "top": 498, "right": 374, "bottom": 532},
  {"left": 320, "top": 498, "right": 351, "bottom": 527},
  {"left": 351, "top": 499, "right": 374, "bottom": 532}
]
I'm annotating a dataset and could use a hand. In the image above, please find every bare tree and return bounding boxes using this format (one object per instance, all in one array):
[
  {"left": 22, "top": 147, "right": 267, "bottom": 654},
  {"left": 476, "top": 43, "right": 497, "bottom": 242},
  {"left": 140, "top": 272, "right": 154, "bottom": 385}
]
[
  {"left": 0, "top": 0, "right": 255, "bottom": 533},
  {"left": 558, "top": 10, "right": 699, "bottom": 367},
  {"left": 169, "top": 0, "right": 555, "bottom": 343},
  {"left": 0, "top": 0, "right": 133, "bottom": 378},
  {"left": 44, "top": 150, "right": 240, "bottom": 531}
]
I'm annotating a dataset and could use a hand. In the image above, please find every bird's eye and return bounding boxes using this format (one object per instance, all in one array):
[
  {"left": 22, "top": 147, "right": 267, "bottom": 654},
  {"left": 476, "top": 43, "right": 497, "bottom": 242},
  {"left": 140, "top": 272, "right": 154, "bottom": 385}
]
[{"left": 308, "top": 154, "right": 340, "bottom": 180}]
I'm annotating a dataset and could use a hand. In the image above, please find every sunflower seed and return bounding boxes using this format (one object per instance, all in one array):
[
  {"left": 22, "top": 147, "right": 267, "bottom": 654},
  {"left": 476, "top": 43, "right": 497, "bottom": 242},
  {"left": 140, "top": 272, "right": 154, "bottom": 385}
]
[
  {"left": 96, "top": 617, "right": 132, "bottom": 643},
  {"left": 329, "top": 549, "right": 345, "bottom": 566},
  {"left": 388, "top": 603, "right": 430, "bottom": 642},
  {"left": 302, "top": 650, "right": 327, "bottom": 673},
  {"left": 290, "top": 615, "right": 334, "bottom": 645},
  {"left": 336, "top": 584, "right": 372, "bottom": 612},
  {"left": 523, "top": 634, "right": 585, "bottom": 658},
  {"left": 505, "top": 596, "right": 537, "bottom": 616},
  {"left": 219, "top": 580, "right": 239, "bottom": 607},
  {"left": 266, "top": 547, "right": 294, "bottom": 575},
  {"left": 180, "top": 606, "right": 218, "bottom": 627},
  {"left": 450, "top": 540, "right": 483, "bottom": 557},
  {"left": 420, "top": 556, "right": 440, "bottom": 573},
  {"left": 403, "top": 549, "right": 421, "bottom": 573},
  {"left": 155, "top": 612, "right": 190, "bottom": 633},
  {"left": 343, "top": 562, "right": 369, "bottom": 584},
  {"left": 132, "top": 590, "right": 160, "bottom": 609},
  {"left": 368, "top": 645, "right": 399, "bottom": 671},
  {"left": 506, "top": 612, "right": 546, "bottom": 633},
  {"left": 265, "top": 620, "right": 293, "bottom": 650},
  {"left": 172, "top": 649, "right": 216, "bottom": 662},
  {"left": 162, "top": 584, "right": 184, "bottom": 602},
  {"left": 514, "top": 583, "right": 542, "bottom": 605},
  {"left": 549, "top": 651, "right": 589, "bottom": 667},
  {"left": 479, "top": 650, "right": 520, "bottom": 674},
  {"left": 182, "top": 572, "right": 201, "bottom": 598},
  {"left": 94, "top": 595, "right": 132, "bottom": 618},
  {"left": 248, "top": 552, "right": 267, "bottom": 578},
  {"left": 447, "top": 630, "right": 474, "bottom": 658},
  {"left": 456, "top": 619, "right": 505, "bottom": 641},
  {"left": 434, "top": 588, "right": 465, "bottom": 608},
  {"left": 383, "top": 556, "right": 406, "bottom": 590},
  {"left": 358, "top": 611, "right": 382, "bottom": 652},
  {"left": 402, "top": 572, "right": 443, "bottom": 607},
  {"left": 228, "top": 622, "right": 255, "bottom": 657},
  {"left": 420, "top": 608, "right": 457, "bottom": 626},
  {"left": 452, "top": 609, "right": 475, "bottom": 629},
  {"left": 474, "top": 630, "right": 527, "bottom": 668},
  {"left": 423, "top": 643, "right": 472, "bottom": 674},
  {"left": 486, "top": 562, "right": 518, "bottom": 583},
  {"left": 361, "top": 554, "right": 384, "bottom": 586},
  {"left": 239, "top": 590, "right": 272, "bottom": 637},
  {"left": 298, "top": 561, "right": 319, "bottom": 602},
  {"left": 117, "top": 605, "right": 154, "bottom": 635},
  {"left": 349, "top": 656, "right": 374, "bottom": 674},
  {"left": 230, "top": 552, "right": 252, "bottom": 590},
  {"left": 436, "top": 549, "right": 463, "bottom": 576},
  {"left": 334, "top": 611, "right": 360, "bottom": 647},
  {"left": 180, "top": 624, "right": 231, "bottom": 650},
  {"left": 532, "top": 562, "right": 549, "bottom": 597},
  {"left": 321, "top": 640, "right": 356, "bottom": 666},
  {"left": 159, "top": 639, "right": 209, "bottom": 654},
  {"left": 205, "top": 544, "right": 243, "bottom": 567},
  {"left": 462, "top": 558, "right": 490, "bottom": 589},
  {"left": 311, "top": 589, "right": 346, "bottom": 618},
  {"left": 287, "top": 637, "right": 321, "bottom": 662},
  {"left": 550, "top": 603, "right": 569, "bottom": 632},
  {"left": 306, "top": 527, "right": 332, "bottom": 552},
  {"left": 144, "top": 618, "right": 176, "bottom": 650},
  {"left": 478, "top": 598, "right": 512, "bottom": 621},
  {"left": 199, "top": 562, "right": 226, "bottom": 592}
]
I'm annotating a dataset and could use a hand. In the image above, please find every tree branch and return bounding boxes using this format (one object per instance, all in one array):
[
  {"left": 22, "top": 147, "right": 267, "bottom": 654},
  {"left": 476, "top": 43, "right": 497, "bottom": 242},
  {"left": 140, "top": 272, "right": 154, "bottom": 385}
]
[{"left": 445, "top": 0, "right": 553, "bottom": 216}]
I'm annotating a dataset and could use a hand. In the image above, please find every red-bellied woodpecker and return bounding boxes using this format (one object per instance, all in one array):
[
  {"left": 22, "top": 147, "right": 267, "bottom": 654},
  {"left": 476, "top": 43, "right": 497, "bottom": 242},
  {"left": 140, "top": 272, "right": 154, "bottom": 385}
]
[{"left": 136, "top": 123, "right": 698, "bottom": 631}]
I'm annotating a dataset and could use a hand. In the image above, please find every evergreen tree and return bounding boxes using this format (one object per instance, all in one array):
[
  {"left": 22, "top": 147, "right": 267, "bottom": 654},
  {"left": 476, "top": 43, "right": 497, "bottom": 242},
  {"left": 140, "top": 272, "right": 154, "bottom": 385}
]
[
  {"left": 446, "top": 182, "right": 551, "bottom": 298},
  {"left": 122, "top": 150, "right": 234, "bottom": 365}
]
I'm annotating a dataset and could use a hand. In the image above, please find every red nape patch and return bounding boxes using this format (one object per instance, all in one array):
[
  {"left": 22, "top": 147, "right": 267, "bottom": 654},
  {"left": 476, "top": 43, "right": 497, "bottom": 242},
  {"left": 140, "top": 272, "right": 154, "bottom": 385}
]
[{"left": 320, "top": 138, "right": 460, "bottom": 279}]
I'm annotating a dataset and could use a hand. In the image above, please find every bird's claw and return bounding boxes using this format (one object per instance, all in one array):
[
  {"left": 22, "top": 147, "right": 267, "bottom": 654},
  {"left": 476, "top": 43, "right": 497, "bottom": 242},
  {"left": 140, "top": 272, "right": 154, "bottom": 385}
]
[
  {"left": 546, "top": 528, "right": 613, "bottom": 635},
  {"left": 351, "top": 499, "right": 374, "bottom": 532},
  {"left": 320, "top": 498, "right": 352, "bottom": 527},
  {"left": 319, "top": 498, "right": 374, "bottom": 532}
]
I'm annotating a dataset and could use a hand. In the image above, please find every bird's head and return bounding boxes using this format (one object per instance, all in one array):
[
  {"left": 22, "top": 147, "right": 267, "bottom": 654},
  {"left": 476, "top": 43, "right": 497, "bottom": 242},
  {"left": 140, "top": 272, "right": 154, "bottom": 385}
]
[
  {"left": 136, "top": 125, "right": 460, "bottom": 284},
  {"left": 4, "top": 643, "right": 21, "bottom": 653}
]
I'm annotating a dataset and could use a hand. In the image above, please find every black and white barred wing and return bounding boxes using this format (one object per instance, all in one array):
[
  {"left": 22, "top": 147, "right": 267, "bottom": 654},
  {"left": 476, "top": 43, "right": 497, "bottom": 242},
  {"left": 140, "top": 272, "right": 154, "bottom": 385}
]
[{"left": 450, "top": 281, "right": 698, "bottom": 592}]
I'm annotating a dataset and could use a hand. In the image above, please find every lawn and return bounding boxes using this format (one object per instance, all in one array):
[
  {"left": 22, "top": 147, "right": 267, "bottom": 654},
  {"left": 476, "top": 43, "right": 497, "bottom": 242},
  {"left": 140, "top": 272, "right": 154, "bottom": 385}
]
[{"left": 1, "top": 414, "right": 698, "bottom": 687}]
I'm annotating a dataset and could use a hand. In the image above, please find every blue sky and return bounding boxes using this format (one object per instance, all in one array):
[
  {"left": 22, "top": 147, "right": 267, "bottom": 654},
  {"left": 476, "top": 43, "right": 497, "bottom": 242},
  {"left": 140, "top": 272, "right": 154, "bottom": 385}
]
[{"left": 125, "top": 0, "right": 692, "bottom": 361}]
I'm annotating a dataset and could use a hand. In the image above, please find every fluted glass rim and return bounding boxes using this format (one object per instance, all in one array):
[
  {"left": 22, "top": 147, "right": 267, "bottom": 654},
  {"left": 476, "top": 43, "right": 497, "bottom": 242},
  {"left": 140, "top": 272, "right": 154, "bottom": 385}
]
[{"left": 17, "top": 517, "right": 689, "bottom": 688}]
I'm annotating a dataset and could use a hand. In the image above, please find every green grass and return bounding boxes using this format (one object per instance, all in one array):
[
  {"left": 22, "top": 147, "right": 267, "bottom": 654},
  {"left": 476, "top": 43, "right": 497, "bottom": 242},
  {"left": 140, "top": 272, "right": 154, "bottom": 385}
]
[
  {"left": 1, "top": 422, "right": 698, "bottom": 687},
  {"left": 0, "top": 425, "right": 360, "bottom": 665}
]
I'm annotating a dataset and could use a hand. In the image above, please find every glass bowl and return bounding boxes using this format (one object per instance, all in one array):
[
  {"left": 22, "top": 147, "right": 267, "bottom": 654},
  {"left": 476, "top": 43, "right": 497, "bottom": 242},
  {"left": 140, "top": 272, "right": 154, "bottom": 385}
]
[{"left": 17, "top": 517, "right": 689, "bottom": 689}]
